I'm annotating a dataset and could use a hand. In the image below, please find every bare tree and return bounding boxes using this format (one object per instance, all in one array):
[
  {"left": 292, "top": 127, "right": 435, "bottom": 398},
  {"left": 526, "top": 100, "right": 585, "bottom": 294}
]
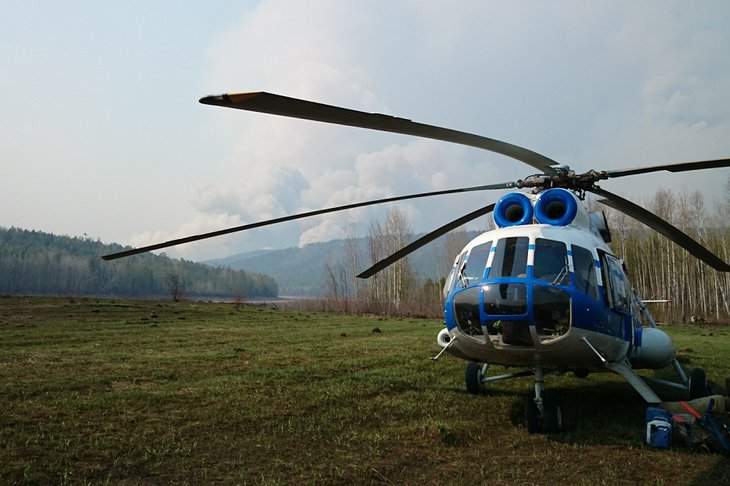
[
  {"left": 345, "top": 225, "right": 362, "bottom": 301},
  {"left": 366, "top": 207, "right": 414, "bottom": 313},
  {"left": 324, "top": 258, "right": 348, "bottom": 298},
  {"left": 165, "top": 272, "right": 185, "bottom": 301}
]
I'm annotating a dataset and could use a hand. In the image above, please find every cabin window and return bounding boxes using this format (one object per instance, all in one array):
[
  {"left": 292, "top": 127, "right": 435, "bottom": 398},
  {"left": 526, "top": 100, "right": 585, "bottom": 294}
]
[
  {"left": 572, "top": 245, "right": 598, "bottom": 300},
  {"left": 489, "top": 237, "right": 528, "bottom": 278},
  {"left": 533, "top": 238, "right": 569, "bottom": 285},
  {"left": 462, "top": 241, "right": 492, "bottom": 284}
]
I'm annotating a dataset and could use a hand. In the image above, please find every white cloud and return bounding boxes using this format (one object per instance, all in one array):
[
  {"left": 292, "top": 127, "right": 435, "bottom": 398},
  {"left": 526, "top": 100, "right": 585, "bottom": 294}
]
[{"left": 175, "top": 0, "right": 730, "bottom": 260}]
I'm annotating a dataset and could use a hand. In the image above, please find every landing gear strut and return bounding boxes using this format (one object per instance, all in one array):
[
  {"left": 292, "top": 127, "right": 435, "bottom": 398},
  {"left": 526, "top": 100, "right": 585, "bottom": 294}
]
[
  {"left": 464, "top": 362, "right": 563, "bottom": 434},
  {"left": 524, "top": 364, "right": 563, "bottom": 434}
]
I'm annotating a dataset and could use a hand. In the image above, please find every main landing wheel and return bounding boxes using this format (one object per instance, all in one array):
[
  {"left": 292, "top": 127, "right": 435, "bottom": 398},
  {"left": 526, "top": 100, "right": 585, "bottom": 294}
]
[
  {"left": 688, "top": 368, "right": 709, "bottom": 399},
  {"left": 465, "top": 362, "right": 483, "bottom": 395}
]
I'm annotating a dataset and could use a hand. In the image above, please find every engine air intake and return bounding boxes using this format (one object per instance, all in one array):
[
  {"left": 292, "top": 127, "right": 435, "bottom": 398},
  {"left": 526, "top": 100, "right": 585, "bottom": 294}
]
[
  {"left": 494, "top": 193, "right": 534, "bottom": 227},
  {"left": 534, "top": 188, "right": 577, "bottom": 226}
]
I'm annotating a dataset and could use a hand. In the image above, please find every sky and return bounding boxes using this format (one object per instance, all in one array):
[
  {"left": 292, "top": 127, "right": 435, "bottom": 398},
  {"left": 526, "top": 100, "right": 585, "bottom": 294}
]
[{"left": 2, "top": 1, "right": 729, "bottom": 261}]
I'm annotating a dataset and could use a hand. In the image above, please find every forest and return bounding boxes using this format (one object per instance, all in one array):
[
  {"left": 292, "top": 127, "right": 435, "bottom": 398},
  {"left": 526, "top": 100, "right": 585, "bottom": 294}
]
[
  {"left": 0, "top": 227, "right": 278, "bottom": 299},
  {"left": 606, "top": 186, "right": 730, "bottom": 323}
]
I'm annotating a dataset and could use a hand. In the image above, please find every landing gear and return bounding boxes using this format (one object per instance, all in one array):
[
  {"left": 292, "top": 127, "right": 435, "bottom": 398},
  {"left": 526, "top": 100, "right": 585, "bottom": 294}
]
[
  {"left": 463, "top": 361, "right": 563, "bottom": 433},
  {"left": 542, "top": 396, "right": 563, "bottom": 434},
  {"left": 525, "top": 364, "right": 563, "bottom": 434},
  {"left": 465, "top": 362, "right": 483, "bottom": 395},
  {"left": 524, "top": 398, "right": 540, "bottom": 433}
]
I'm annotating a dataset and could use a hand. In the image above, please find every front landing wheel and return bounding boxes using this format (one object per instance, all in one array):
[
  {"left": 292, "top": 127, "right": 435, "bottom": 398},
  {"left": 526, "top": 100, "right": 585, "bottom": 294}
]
[
  {"left": 525, "top": 399, "right": 540, "bottom": 434},
  {"left": 465, "top": 362, "right": 482, "bottom": 395},
  {"left": 524, "top": 396, "right": 563, "bottom": 434},
  {"left": 543, "top": 397, "right": 563, "bottom": 434}
]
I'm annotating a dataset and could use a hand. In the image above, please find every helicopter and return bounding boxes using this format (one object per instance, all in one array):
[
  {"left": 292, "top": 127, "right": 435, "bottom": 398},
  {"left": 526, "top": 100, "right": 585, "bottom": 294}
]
[{"left": 103, "top": 91, "right": 730, "bottom": 434}]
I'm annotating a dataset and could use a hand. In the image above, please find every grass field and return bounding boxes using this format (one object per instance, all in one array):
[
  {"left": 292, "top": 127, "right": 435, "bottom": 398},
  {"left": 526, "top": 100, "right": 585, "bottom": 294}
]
[{"left": 1, "top": 297, "right": 729, "bottom": 484}]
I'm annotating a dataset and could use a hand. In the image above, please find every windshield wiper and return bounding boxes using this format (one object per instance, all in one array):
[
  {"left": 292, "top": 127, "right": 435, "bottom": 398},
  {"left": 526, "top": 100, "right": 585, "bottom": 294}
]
[{"left": 551, "top": 257, "right": 570, "bottom": 286}]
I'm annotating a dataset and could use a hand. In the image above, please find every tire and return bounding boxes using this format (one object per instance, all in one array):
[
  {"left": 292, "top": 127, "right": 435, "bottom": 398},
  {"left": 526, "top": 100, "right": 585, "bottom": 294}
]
[
  {"left": 543, "top": 396, "right": 563, "bottom": 434},
  {"left": 688, "top": 368, "right": 708, "bottom": 400},
  {"left": 465, "top": 362, "right": 482, "bottom": 395},
  {"left": 525, "top": 398, "right": 540, "bottom": 434}
]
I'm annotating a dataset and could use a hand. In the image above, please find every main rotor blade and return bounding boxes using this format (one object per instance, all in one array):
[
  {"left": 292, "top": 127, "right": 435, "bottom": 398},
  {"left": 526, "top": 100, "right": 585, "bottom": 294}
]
[
  {"left": 102, "top": 183, "right": 513, "bottom": 261},
  {"left": 604, "top": 158, "right": 730, "bottom": 178},
  {"left": 200, "top": 92, "right": 559, "bottom": 175},
  {"left": 357, "top": 204, "right": 496, "bottom": 279},
  {"left": 592, "top": 188, "right": 730, "bottom": 272}
]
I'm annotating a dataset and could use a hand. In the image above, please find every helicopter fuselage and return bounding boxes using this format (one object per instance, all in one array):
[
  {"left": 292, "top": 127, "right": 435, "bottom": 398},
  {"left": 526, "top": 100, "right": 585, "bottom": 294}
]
[{"left": 439, "top": 190, "right": 674, "bottom": 373}]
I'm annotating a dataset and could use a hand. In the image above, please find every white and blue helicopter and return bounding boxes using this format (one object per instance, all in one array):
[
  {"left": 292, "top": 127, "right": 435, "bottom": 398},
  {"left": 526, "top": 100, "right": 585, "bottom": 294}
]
[{"left": 104, "top": 92, "right": 730, "bottom": 433}]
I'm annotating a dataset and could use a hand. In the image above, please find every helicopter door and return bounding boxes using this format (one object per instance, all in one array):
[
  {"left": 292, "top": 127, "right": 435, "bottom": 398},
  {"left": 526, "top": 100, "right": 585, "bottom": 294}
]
[{"left": 598, "top": 251, "right": 631, "bottom": 339}]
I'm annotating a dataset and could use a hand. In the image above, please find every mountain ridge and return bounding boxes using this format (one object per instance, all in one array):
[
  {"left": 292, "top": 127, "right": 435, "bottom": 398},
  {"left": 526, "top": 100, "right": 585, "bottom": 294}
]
[{"left": 206, "top": 231, "right": 484, "bottom": 296}]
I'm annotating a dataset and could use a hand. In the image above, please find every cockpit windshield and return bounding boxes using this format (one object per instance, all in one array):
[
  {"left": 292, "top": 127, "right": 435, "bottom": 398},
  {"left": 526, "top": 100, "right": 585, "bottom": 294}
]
[
  {"left": 533, "top": 238, "right": 568, "bottom": 286},
  {"left": 489, "top": 237, "right": 529, "bottom": 278},
  {"left": 445, "top": 236, "right": 601, "bottom": 305}
]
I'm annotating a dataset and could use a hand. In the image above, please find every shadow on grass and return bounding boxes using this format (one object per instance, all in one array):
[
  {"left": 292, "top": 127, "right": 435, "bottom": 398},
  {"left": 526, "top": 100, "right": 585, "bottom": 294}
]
[
  {"left": 492, "top": 379, "right": 730, "bottom": 484},
  {"left": 479, "top": 377, "right": 689, "bottom": 445}
]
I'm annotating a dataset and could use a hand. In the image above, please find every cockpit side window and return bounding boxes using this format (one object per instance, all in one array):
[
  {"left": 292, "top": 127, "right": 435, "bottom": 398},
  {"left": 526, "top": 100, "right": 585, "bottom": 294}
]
[
  {"left": 443, "top": 251, "right": 465, "bottom": 297},
  {"left": 533, "top": 238, "right": 568, "bottom": 285},
  {"left": 606, "top": 255, "right": 629, "bottom": 310},
  {"left": 572, "top": 245, "right": 598, "bottom": 300},
  {"left": 489, "top": 237, "right": 529, "bottom": 278},
  {"left": 598, "top": 250, "right": 629, "bottom": 311},
  {"left": 462, "top": 241, "right": 492, "bottom": 284}
]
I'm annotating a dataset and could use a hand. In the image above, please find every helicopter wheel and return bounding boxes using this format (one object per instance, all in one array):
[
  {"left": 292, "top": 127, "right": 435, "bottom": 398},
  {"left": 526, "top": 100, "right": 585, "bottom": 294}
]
[
  {"left": 524, "top": 397, "right": 563, "bottom": 434},
  {"left": 688, "top": 368, "right": 709, "bottom": 399},
  {"left": 465, "top": 362, "right": 483, "bottom": 395},
  {"left": 524, "top": 398, "right": 540, "bottom": 434},
  {"left": 542, "top": 396, "right": 563, "bottom": 434}
]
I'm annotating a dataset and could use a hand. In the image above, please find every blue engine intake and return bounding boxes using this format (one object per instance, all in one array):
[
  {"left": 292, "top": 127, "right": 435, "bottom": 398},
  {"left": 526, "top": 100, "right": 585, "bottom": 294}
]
[
  {"left": 534, "top": 188, "right": 578, "bottom": 226},
  {"left": 494, "top": 193, "right": 534, "bottom": 227}
]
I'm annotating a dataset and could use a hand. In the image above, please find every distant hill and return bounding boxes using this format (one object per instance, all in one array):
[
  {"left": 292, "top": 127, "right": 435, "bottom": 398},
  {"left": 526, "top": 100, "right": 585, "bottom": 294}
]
[
  {"left": 0, "top": 227, "right": 278, "bottom": 299},
  {"left": 207, "top": 230, "right": 484, "bottom": 296}
]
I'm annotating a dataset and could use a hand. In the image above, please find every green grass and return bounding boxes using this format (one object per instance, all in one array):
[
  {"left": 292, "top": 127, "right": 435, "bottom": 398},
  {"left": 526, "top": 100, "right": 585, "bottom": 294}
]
[{"left": 1, "top": 296, "right": 729, "bottom": 484}]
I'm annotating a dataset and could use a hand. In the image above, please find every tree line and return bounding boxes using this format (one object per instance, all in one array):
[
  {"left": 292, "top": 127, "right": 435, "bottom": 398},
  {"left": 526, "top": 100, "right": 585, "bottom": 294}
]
[
  {"left": 312, "top": 180, "right": 730, "bottom": 323},
  {"left": 0, "top": 227, "right": 278, "bottom": 299},
  {"left": 605, "top": 184, "right": 730, "bottom": 323}
]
